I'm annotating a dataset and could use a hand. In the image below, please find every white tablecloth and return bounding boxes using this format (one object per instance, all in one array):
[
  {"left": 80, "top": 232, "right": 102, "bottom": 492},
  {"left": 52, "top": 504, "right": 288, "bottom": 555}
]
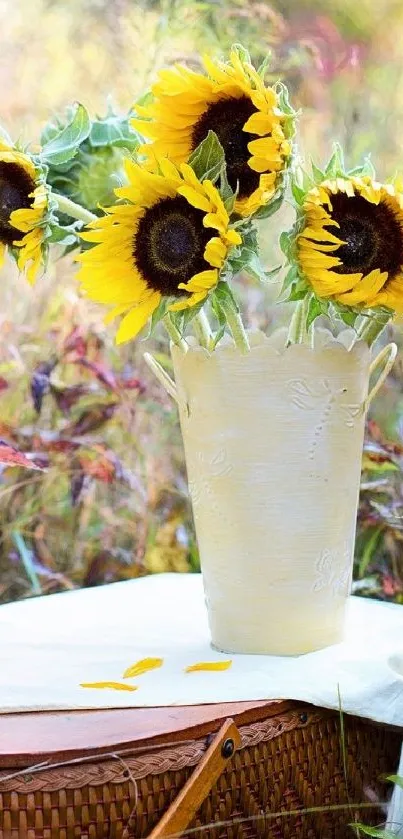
[{"left": 0, "top": 572, "right": 402, "bottom": 726}]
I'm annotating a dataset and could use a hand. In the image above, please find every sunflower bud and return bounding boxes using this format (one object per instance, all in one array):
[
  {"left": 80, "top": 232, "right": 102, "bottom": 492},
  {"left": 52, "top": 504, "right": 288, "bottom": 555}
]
[
  {"left": 45, "top": 108, "right": 139, "bottom": 217},
  {"left": 75, "top": 146, "right": 126, "bottom": 212}
]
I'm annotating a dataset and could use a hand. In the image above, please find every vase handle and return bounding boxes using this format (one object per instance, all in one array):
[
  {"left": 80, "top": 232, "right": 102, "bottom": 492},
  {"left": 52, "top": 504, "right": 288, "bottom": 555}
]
[
  {"left": 144, "top": 352, "right": 178, "bottom": 404},
  {"left": 364, "top": 342, "right": 398, "bottom": 411}
]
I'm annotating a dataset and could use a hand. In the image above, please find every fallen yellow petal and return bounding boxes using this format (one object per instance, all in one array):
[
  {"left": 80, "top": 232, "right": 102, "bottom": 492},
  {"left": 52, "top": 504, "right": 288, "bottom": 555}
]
[
  {"left": 122, "top": 657, "right": 164, "bottom": 679},
  {"left": 80, "top": 681, "right": 138, "bottom": 691},
  {"left": 185, "top": 660, "right": 232, "bottom": 673}
]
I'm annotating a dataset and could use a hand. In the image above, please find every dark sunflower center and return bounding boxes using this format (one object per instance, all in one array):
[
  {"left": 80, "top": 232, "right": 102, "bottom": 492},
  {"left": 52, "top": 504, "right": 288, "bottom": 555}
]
[
  {"left": 327, "top": 193, "right": 403, "bottom": 277},
  {"left": 191, "top": 95, "right": 261, "bottom": 199},
  {"left": 133, "top": 195, "right": 212, "bottom": 296},
  {"left": 0, "top": 162, "right": 34, "bottom": 246}
]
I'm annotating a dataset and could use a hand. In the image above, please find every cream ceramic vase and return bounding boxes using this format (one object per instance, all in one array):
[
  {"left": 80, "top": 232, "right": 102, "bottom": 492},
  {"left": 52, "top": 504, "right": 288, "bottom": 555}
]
[{"left": 167, "top": 328, "right": 394, "bottom": 656}]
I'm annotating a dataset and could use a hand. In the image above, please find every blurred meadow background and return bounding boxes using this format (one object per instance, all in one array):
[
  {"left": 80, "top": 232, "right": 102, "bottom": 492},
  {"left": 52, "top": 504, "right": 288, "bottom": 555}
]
[{"left": 1, "top": 0, "right": 403, "bottom": 603}]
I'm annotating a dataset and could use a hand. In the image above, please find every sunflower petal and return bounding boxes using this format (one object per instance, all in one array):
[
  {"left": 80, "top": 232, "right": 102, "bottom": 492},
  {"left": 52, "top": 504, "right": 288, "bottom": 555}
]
[
  {"left": 116, "top": 294, "right": 160, "bottom": 344},
  {"left": 243, "top": 112, "right": 275, "bottom": 135},
  {"left": 177, "top": 185, "right": 211, "bottom": 212},
  {"left": 336, "top": 269, "right": 388, "bottom": 305},
  {"left": 169, "top": 291, "right": 208, "bottom": 311},
  {"left": 80, "top": 681, "right": 138, "bottom": 692},
  {"left": 185, "top": 660, "right": 232, "bottom": 673},
  {"left": 204, "top": 237, "right": 227, "bottom": 267},
  {"left": 226, "top": 229, "right": 242, "bottom": 245},
  {"left": 183, "top": 269, "right": 218, "bottom": 290},
  {"left": 122, "top": 657, "right": 164, "bottom": 679},
  {"left": 309, "top": 271, "right": 363, "bottom": 296},
  {"left": 249, "top": 155, "right": 284, "bottom": 173}
]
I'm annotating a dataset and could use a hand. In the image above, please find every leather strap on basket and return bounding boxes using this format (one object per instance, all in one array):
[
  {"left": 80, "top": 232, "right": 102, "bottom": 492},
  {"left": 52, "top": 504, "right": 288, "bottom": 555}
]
[{"left": 147, "top": 718, "right": 241, "bottom": 839}]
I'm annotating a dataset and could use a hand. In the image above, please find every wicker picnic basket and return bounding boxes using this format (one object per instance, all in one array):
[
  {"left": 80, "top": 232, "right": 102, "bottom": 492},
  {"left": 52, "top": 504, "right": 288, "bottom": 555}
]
[{"left": 0, "top": 699, "right": 400, "bottom": 839}]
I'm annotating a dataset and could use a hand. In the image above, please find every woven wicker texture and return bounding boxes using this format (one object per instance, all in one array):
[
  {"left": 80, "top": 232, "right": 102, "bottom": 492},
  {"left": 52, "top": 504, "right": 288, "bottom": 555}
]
[{"left": 0, "top": 706, "right": 400, "bottom": 839}]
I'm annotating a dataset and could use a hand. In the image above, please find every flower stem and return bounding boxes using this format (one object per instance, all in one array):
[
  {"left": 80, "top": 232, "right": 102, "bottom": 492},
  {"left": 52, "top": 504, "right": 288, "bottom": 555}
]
[
  {"left": 286, "top": 298, "right": 309, "bottom": 346},
  {"left": 163, "top": 314, "right": 188, "bottom": 352},
  {"left": 193, "top": 309, "right": 213, "bottom": 351},
  {"left": 356, "top": 312, "right": 391, "bottom": 347},
  {"left": 220, "top": 300, "right": 250, "bottom": 354},
  {"left": 53, "top": 194, "right": 97, "bottom": 225}
]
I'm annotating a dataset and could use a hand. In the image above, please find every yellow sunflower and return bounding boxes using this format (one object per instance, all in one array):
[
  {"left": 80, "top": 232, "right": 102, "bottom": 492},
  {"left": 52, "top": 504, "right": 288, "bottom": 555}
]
[
  {"left": 77, "top": 157, "right": 242, "bottom": 343},
  {"left": 0, "top": 140, "right": 49, "bottom": 284},
  {"left": 297, "top": 176, "right": 403, "bottom": 312},
  {"left": 132, "top": 49, "right": 293, "bottom": 217}
]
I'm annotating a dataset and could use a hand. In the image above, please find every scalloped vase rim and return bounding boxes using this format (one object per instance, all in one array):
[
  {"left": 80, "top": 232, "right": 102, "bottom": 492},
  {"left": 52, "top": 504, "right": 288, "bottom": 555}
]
[{"left": 172, "top": 327, "right": 370, "bottom": 363}]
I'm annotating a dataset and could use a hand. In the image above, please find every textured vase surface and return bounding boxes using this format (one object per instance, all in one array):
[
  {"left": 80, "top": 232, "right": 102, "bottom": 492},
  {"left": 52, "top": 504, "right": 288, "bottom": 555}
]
[{"left": 171, "top": 328, "right": 371, "bottom": 655}]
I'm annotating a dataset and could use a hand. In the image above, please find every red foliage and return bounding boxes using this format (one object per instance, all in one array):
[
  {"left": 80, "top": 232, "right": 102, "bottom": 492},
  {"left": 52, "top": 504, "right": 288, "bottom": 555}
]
[
  {"left": 0, "top": 440, "right": 47, "bottom": 470},
  {"left": 75, "top": 358, "right": 118, "bottom": 391}
]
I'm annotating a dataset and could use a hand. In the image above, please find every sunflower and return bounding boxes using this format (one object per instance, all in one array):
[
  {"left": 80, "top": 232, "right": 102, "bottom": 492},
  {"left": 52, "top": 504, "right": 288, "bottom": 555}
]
[
  {"left": 132, "top": 49, "right": 294, "bottom": 218},
  {"left": 297, "top": 176, "right": 403, "bottom": 312},
  {"left": 77, "top": 157, "right": 242, "bottom": 343},
  {"left": 0, "top": 140, "right": 50, "bottom": 283}
]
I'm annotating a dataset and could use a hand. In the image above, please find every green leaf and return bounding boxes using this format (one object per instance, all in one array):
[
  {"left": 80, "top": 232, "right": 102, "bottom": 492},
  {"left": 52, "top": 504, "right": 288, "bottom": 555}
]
[
  {"left": 279, "top": 265, "right": 299, "bottom": 296},
  {"left": 211, "top": 323, "right": 227, "bottom": 349},
  {"left": 251, "top": 191, "right": 285, "bottom": 220},
  {"left": 214, "top": 279, "right": 240, "bottom": 312},
  {"left": 363, "top": 460, "right": 398, "bottom": 475},
  {"left": 219, "top": 167, "right": 236, "bottom": 213},
  {"left": 257, "top": 51, "right": 272, "bottom": 79},
  {"left": 276, "top": 82, "right": 296, "bottom": 116},
  {"left": 283, "top": 114, "right": 296, "bottom": 141},
  {"left": 291, "top": 180, "right": 305, "bottom": 205},
  {"left": 293, "top": 165, "right": 314, "bottom": 194},
  {"left": 231, "top": 245, "right": 282, "bottom": 283},
  {"left": 48, "top": 219, "right": 82, "bottom": 246},
  {"left": 230, "top": 249, "right": 272, "bottom": 282},
  {"left": 226, "top": 221, "right": 260, "bottom": 278},
  {"left": 360, "top": 157, "right": 375, "bottom": 178},
  {"left": 386, "top": 774, "right": 403, "bottom": 789},
  {"left": 235, "top": 220, "right": 258, "bottom": 251},
  {"left": 228, "top": 246, "right": 254, "bottom": 271},
  {"left": 172, "top": 298, "right": 206, "bottom": 333},
  {"left": 133, "top": 88, "right": 154, "bottom": 110},
  {"left": 231, "top": 43, "right": 252, "bottom": 65},
  {"left": 89, "top": 115, "right": 140, "bottom": 150},
  {"left": 350, "top": 824, "right": 398, "bottom": 838},
  {"left": 337, "top": 307, "right": 359, "bottom": 327},
  {"left": 41, "top": 104, "right": 91, "bottom": 166},
  {"left": 325, "top": 143, "right": 345, "bottom": 178},
  {"left": 188, "top": 130, "right": 225, "bottom": 183},
  {"left": 211, "top": 292, "right": 226, "bottom": 325},
  {"left": 210, "top": 282, "right": 249, "bottom": 351},
  {"left": 311, "top": 160, "right": 325, "bottom": 184},
  {"left": 358, "top": 526, "right": 384, "bottom": 578},
  {"left": 264, "top": 263, "right": 283, "bottom": 281},
  {"left": 210, "top": 294, "right": 228, "bottom": 348},
  {"left": 287, "top": 279, "right": 310, "bottom": 302},
  {"left": 306, "top": 295, "right": 326, "bottom": 328},
  {"left": 143, "top": 297, "right": 172, "bottom": 339},
  {"left": 40, "top": 119, "right": 62, "bottom": 147},
  {"left": 347, "top": 155, "right": 376, "bottom": 179},
  {"left": 0, "top": 124, "right": 13, "bottom": 146},
  {"left": 361, "top": 155, "right": 376, "bottom": 178},
  {"left": 280, "top": 230, "right": 293, "bottom": 258}
]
